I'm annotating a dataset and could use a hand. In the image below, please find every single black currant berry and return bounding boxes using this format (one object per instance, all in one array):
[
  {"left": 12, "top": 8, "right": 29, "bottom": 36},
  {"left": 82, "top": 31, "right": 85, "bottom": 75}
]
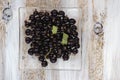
[
  {"left": 39, "top": 56, "right": 45, "bottom": 62},
  {"left": 25, "top": 37, "right": 31, "bottom": 44},
  {"left": 31, "top": 25, "right": 36, "bottom": 29},
  {"left": 44, "top": 12, "right": 49, "bottom": 16},
  {"left": 28, "top": 48, "right": 34, "bottom": 55},
  {"left": 63, "top": 16, "right": 69, "bottom": 23},
  {"left": 71, "top": 25, "right": 77, "bottom": 30},
  {"left": 72, "top": 49, "right": 78, "bottom": 55},
  {"left": 25, "top": 29, "right": 31, "bottom": 36},
  {"left": 69, "top": 18, "right": 76, "bottom": 24},
  {"left": 55, "top": 20, "right": 61, "bottom": 26},
  {"left": 62, "top": 54, "right": 69, "bottom": 61},
  {"left": 30, "top": 42, "right": 39, "bottom": 48},
  {"left": 39, "top": 50, "right": 44, "bottom": 55},
  {"left": 53, "top": 48, "right": 58, "bottom": 54},
  {"left": 41, "top": 61, "right": 48, "bottom": 67},
  {"left": 35, "top": 15, "right": 40, "bottom": 21},
  {"left": 25, "top": 20, "right": 30, "bottom": 27},
  {"left": 33, "top": 9, "right": 39, "bottom": 15},
  {"left": 50, "top": 57, "right": 57, "bottom": 63},
  {"left": 75, "top": 44, "right": 80, "bottom": 48},
  {"left": 51, "top": 9, "right": 58, "bottom": 16},
  {"left": 33, "top": 48, "right": 39, "bottom": 53},
  {"left": 58, "top": 10, "right": 65, "bottom": 16},
  {"left": 72, "top": 30, "right": 78, "bottom": 36},
  {"left": 29, "top": 14, "right": 35, "bottom": 20},
  {"left": 57, "top": 53, "right": 62, "bottom": 58}
]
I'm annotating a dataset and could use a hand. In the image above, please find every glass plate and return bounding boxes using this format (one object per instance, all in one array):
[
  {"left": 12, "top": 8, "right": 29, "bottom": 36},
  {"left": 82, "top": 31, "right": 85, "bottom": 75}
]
[{"left": 19, "top": 7, "right": 82, "bottom": 70}]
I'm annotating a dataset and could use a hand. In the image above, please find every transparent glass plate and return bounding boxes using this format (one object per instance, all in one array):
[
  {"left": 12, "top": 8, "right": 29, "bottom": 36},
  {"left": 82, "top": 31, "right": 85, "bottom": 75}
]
[{"left": 19, "top": 7, "right": 82, "bottom": 70}]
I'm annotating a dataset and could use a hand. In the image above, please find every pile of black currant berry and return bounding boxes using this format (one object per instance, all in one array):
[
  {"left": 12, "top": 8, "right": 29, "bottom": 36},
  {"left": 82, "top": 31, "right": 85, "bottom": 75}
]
[{"left": 24, "top": 9, "right": 80, "bottom": 67}]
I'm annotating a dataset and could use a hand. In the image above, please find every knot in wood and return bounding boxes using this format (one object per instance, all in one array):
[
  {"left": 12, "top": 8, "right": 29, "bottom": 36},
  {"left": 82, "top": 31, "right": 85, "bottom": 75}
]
[
  {"left": 94, "top": 22, "right": 103, "bottom": 35},
  {"left": 2, "top": 3, "right": 13, "bottom": 23}
]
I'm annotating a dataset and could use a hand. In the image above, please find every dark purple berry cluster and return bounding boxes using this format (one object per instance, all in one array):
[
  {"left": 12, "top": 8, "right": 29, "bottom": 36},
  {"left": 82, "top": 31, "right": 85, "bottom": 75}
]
[{"left": 24, "top": 9, "right": 80, "bottom": 67}]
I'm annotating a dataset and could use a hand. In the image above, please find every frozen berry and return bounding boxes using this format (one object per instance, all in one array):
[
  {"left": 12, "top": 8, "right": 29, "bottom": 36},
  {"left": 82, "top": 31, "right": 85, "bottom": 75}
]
[
  {"left": 29, "top": 14, "right": 35, "bottom": 20},
  {"left": 58, "top": 10, "right": 65, "bottom": 16},
  {"left": 25, "top": 20, "right": 30, "bottom": 27},
  {"left": 57, "top": 54, "right": 62, "bottom": 58},
  {"left": 62, "top": 54, "right": 69, "bottom": 61},
  {"left": 28, "top": 48, "right": 34, "bottom": 55},
  {"left": 30, "top": 42, "right": 39, "bottom": 48},
  {"left": 39, "top": 56, "right": 45, "bottom": 62},
  {"left": 63, "top": 16, "right": 69, "bottom": 23},
  {"left": 69, "top": 18, "right": 76, "bottom": 24},
  {"left": 51, "top": 9, "right": 58, "bottom": 16},
  {"left": 44, "top": 12, "right": 49, "bottom": 16},
  {"left": 25, "top": 29, "right": 31, "bottom": 36},
  {"left": 41, "top": 61, "right": 48, "bottom": 67},
  {"left": 50, "top": 57, "right": 57, "bottom": 63},
  {"left": 33, "top": 9, "right": 39, "bottom": 15},
  {"left": 33, "top": 48, "right": 39, "bottom": 53},
  {"left": 25, "top": 37, "right": 31, "bottom": 44},
  {"left": 70, "top": 25, "right": 77, "bottom": 30},
  {"left": 75, "top": 44, "right": 80, "bottom": 48},
  {"left": 72, "top": 30, "right": 78, "bottom": 36},
  {"left": 72, "top": 48, "right": 78, "bottom": 54}
]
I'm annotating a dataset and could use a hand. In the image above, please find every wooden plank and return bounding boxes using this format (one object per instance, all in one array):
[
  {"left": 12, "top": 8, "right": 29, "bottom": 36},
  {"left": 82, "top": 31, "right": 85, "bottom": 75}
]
[
  {"left": 104, "top": 0, "right": 120, "bottom": 80},
  {"left": 87, "top": 0, "right": 106, "bottom": 80},
  {"left": 3, "top": 1, "right": 24, "bottom": 80},
  {"left": 0, "top": 6, "right": 5, "bottom": 80}
]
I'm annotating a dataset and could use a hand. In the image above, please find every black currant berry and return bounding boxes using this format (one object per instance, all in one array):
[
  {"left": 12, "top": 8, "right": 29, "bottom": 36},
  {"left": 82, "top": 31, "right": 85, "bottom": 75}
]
[
  {"left": 72, "top": 48, "right": 78, "bottom": 55},
  {"left": 69, "top": 18, "right": 76, "bottom": 24},
  {"left": 28, "top": 48, "right": 34, "bottom": 55},
  {"left": 58, "top": 10, "right": 65, "bottom": 16},
  {"left": 25, "top": 37, "right": 31, "bottom": 44},
  {"left": 33, "top": 9, "right": 39, "bottom": 15},
  {"left": 41, "top": 61, "right": 48, "bottom": 67},
  {"left": 29, "top": 14, "right": 35, "bottom": 20},
  {"left": 50, "top": 57, "right": 57, "bottom": 63},
  {"left": 62, "top": 54, "right": 69, "bottom": 61},
  {"left": 25, "top": 20, "right": 30, "bottom": 27},
  {"left": 39, "top": 56, "right": 45, "bottom": 62},
  {"left": 51, "top": 9, "right": 58, "bottom": 16},
  {"left": 25, "top": 29, "right": 31, "bottom": 36}
]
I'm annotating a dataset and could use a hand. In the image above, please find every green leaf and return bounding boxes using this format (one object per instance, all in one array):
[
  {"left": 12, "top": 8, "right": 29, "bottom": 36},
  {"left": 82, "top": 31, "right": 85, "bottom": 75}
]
[
  {"left": 52, "top": 25, "right": 58, "bottom": 34},
  {"left": 61, "top": 33, "right": 69, "bottom": 45}
]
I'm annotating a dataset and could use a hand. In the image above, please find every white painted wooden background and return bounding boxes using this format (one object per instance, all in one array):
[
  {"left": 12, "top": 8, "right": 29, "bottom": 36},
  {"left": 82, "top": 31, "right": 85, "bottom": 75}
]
[{"left": 0, "top": 0, "right": 120, "bottom": 80}]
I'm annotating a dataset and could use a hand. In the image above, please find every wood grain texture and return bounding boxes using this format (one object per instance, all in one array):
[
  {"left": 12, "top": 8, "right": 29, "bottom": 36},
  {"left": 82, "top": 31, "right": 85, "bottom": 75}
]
[
  {"left": 0, "top": 7, "right": 5, "bottom": 80},
  {"left": 104, "top": 0, "right": 120, "bottom": 80},
  {"left": 4, "top": 1, "right": 24, "bottom": 80},
  {"left": 2, "top": 0, "right": 120, "bottom": 80},
  {"left": 87, "top": 0, "right": 106, "bottom": 80}
]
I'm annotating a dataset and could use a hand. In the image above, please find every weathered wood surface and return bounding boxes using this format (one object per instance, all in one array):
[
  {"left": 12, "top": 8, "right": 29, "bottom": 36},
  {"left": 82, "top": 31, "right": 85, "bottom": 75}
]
[
  {"left": 87, "top": 0, "right": 106, "bottom": 79},
  {"left": 0, "top": 6, "right": 5, "bottom": 80},
  {"left": 1, "top": 0, "right": 120, "bottom": 80},
  {"left": 104, "top": 0, "right": 120, "bottom": 80}
]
